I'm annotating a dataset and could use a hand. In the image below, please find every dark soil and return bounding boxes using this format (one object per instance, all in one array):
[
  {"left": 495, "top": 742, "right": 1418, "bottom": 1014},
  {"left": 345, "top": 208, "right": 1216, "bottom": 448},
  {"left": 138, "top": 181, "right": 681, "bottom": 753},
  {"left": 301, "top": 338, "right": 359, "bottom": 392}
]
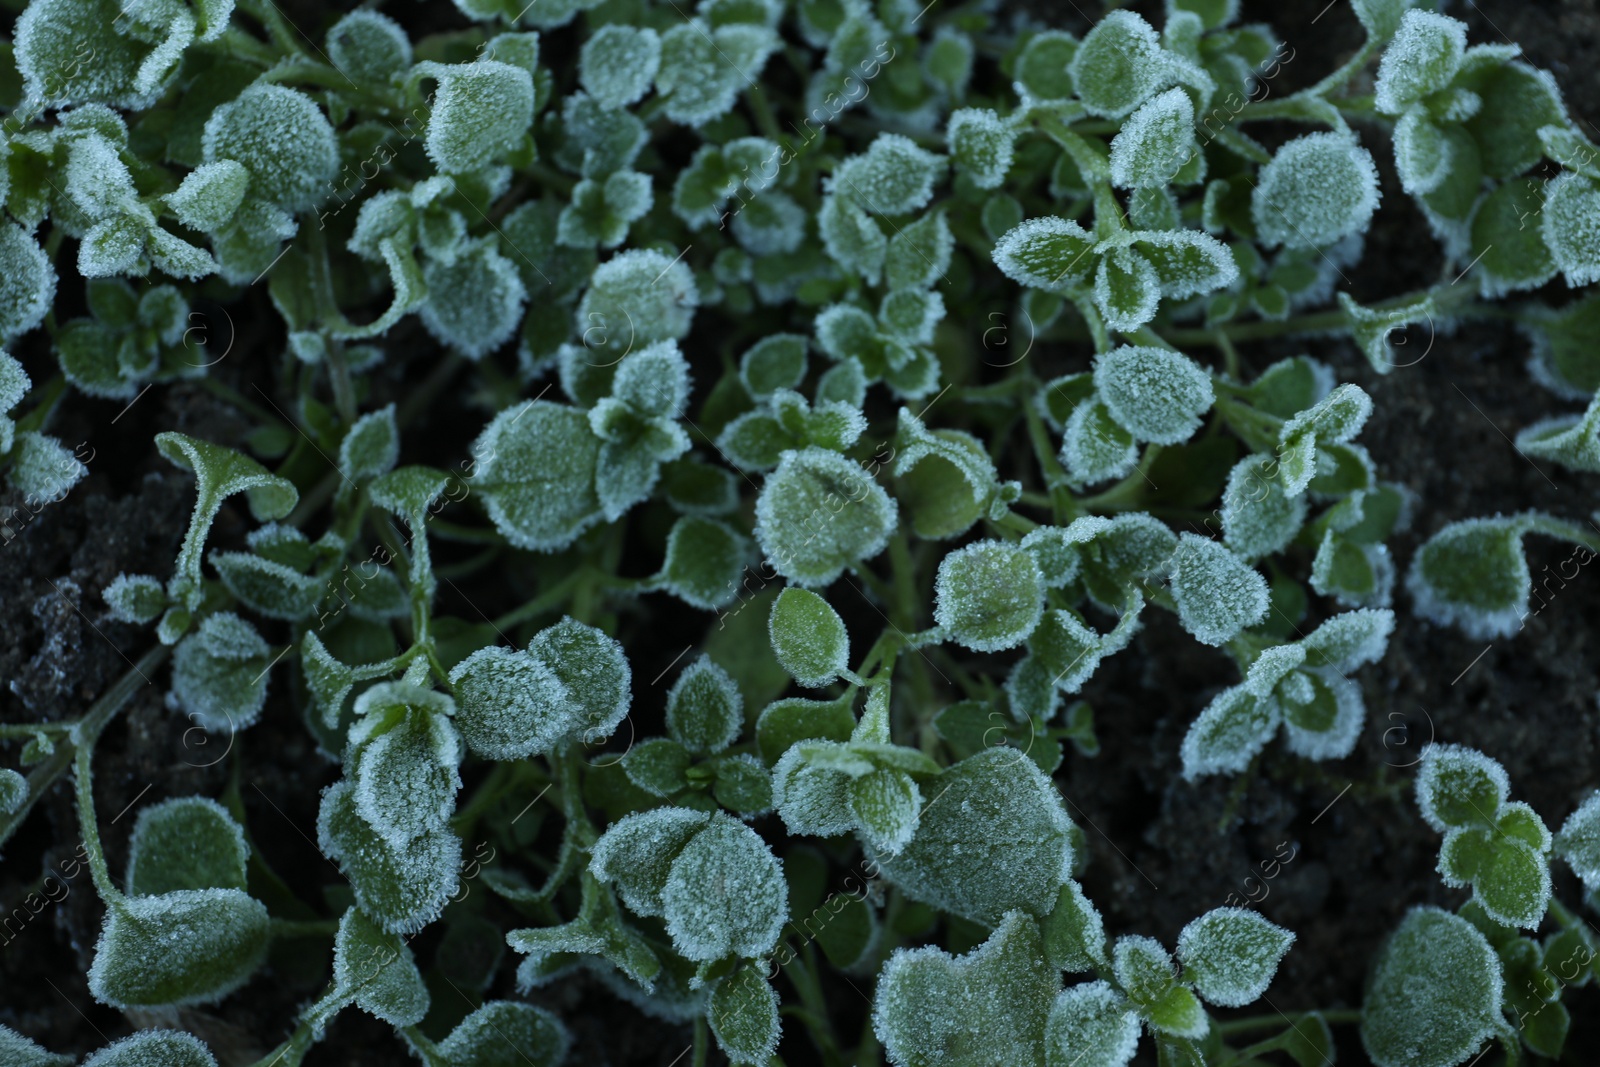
[{"left": 4, "top": 1, "right": 1600, "bottom": 1065}]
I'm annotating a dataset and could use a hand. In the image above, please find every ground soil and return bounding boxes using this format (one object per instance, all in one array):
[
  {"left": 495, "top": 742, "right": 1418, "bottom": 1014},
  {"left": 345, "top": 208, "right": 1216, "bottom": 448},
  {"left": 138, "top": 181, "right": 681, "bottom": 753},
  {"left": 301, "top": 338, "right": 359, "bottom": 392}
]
[{"left": 4, "top": 1, "right": 1600, "bottom": 1065}]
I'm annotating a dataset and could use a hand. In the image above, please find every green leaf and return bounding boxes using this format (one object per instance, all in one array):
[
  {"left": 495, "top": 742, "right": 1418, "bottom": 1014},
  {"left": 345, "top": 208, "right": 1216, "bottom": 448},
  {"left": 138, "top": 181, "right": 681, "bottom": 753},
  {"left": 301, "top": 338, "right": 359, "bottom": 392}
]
[
  {"left": 420, "top": 60, "right": 534, "bottom": 174},
  {"left": 666, "top": 656, "right": 743, "bottom": 755},
  {"left": 754, "top": 447, "right": 898, "bottom": 588},
  {"left": 1179, "top": 687, "right": 1278, "bottom": 780},
  {"left": 1016, "top": 30, "right": 1079, "bottom": 102},
  {"left": 709, "top": 964, "right": 782, "bottom": 1064},
  {"left": 1555, "top": 791, "right": 1600, "bottom": 891},
  {"left": 164, "top": 160, "right": 248, "bottom": 233},
  {"left": 1416, "top": 743, "right": 1509, "bottom": 831},
  {"left": 318, "top": 780, "right": 461, "bottom": 934},
  {"left": 992, "top": 216, "right": 1098, "bottom": 292},
  {"left": 1093, "top": 345, "right": 1215, "bottom": 445},
  {"left": 580, "top": 24, "right": 662, "bottom": 110},
  {"left": 621, "top": 738, "right": 692, "bottom": 798},
  {"left": 1361, "top": 907, "right": 1504, "bottom": 1067},
  {"left": 325, "top": 10, "right": 412, "bottom": 84},
  {"left": 876, "top": 747, "right": 1074, "bottom": 925},
  {"left": 202, "top": 85, "right": 338, "bottom": 212},
  {"left": 830, "top": 133, "right": 945, "bottom": 217},
  {"left": 740, "top": 334, "right": 808, "bottom": 400},
  {"left": 1109, "top": 88, "right": 1196, "bottom": 189},
  {"left": 170, "top": 613, "right": 272, "bottom": 732},
  {"left": 472, "top": 400, "right": 602, "bottom": 552},
  {"left": 1517, "top": 391, "right": 1600, "bottom": 473},
  {"left": 756, "top": 696, "right": 856, "bottom": 764},
  {"left": 1543, "top": 172, "right": 1600, "bottom": 287},
  {"left": 1069, "top": 10, "right": 1169, "bottom": 119},
  {"left": 1252, "top": 133, "right": 1380, "bottom": 250},
  {"left": 1221, "top": 454, "right": 1307, "bottom": 561},
  {"left": 1406, "top": 516, "right": 1537, "bottom": 639},
  {"left": 1062, "top": 398, "right": 1139, "bottom": 485},
  {"left": 127, "top": 797, "right": 248, "bottom": 897},
  {"left": 0, "top": 1024, "right": 73, "bottom": 1067},
  {"left": 949, "top": 108, "right": 1017, "bottom": 190},
  {"left": 434, "top": 1001, "right": 571, "bottom": 1067},
  {"left": 1044, "top": 880, "right": 1108, "bottom": 972},
  {"left": 873, "top": 912, "right": 1059, "bottom": 1067},
  {"left": 659, "top": 516, "right": 749, "bottom": 610},
  {"left": 659, "top": 813, "right": 788, "bottom": 961},
  {"left": 1113, "top": 935, "right": 1207, "bottom": 1038},
  {"left": 332, "top": 906, "right": 430, "bottom": 1026},
  {"left": 0, "top": 224, "right": 54, "bottom": 341},
  {"left": 1175, "top": 907, "right": 1294, "bottom": 1008},
  {"left": 1093, "top": 247, "right": 1161, "bottom": 332},
  {"left": 819, "top": 193, "right": 888, "bottom": 284},
  {"left": 1168, "top": 535, "right": 1268, "bottom": 647},
  {"left": 769, "top": 587, "right": 850, "bottom": 688},
  {"left": 1374, "top": 10, "right": 1466, "bottom": 114},
  {"left": 88, "top": 888, "right": 270, "bottom": 1008},
  {"left": 81, "top": 1031, "right": 216, "bottom": 1067},
  {"left": 934, "top": 540, "right": 1046, "bottom": 652},
  {"left": 1045, "top": 981, "right": 1141, "bottom": 1067}
]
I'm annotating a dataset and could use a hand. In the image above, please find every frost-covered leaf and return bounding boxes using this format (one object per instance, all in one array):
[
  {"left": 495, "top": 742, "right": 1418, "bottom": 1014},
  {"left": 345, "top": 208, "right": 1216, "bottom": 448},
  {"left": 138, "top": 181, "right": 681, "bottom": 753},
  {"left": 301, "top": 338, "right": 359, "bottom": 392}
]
[
  {"left": 526, "top": 617, "right": 631, "bottom": 744},
  {"left": 740, "top": 334, "right": 808, "bottom": 400},
  {"left": 420, "top": 240, "right": 527, "bottom": 359},
  {"left": 1374, "top": 10, "right": 1467, "bottom": 115},
  {"left": 10, "top": 432, "right": 87, "bottom": 505},
  {"left": 1093, "top": 345, "right": 1214, "bottom": 445},
  {"left": 332, "top": 905, "right": 429, "bottom": 1026},
  {"left": 849, "top": 766, "right": 921, "bottom": 852},
  {"left": 934, "top": 540, "right": 1046, "bottom": 652},
  {"left": 1113, "top": 935, "right": 1206, "bottom": 1038},
  {"left": 1045, "top": 982, "right": 1140, "bottom": 1067},
  {"left": 665, "top": 656, "right": 742, "bottom": 755},
  {"left": 421, "top": 61, "right": 534, "bottom": 174},
  {"left": 1044, "top": 880, "right": 1108, "bottom": 972},
  {"left": 754, "top": 447, "right": 898, "bottom": 588},
  {"left": 326, "top": 10, "right": 412, "bottom": 84},
  {"left": 1361, "top": 907, "right": 1503, "bottom": 1067},
  {"left": 165, "top": 160, "right": 249, "bottom": 233},
  {"left": 886, "top": 212, "right": 955, "bottom": 291},
  {"left": 445, "top": 644, "right": 567, "bottom": 756},
  {"left": 104, "top": 573, "right": 167, "bottom": 626},
  {"left": 88, "top": 888, "right": 270, "bottom": 1008},
  {"left": 655, "top": 813, "right": 786, "bottom": 961},
  {"left": 577, "top": 248, "right": 698, "bottom": 357},
  {"left": 0, "top": 224, "right": 56, "bottom": 343},
  {"left": 1301, "top": 608, "right": 1395, "bottom": 672},
  {"left": 1222, "top": 454, "right": 1307, "bottom": 561},
  {"left": 1176, "top": 907, "right": 1294, "bottom": 1008},
  {"left": 819, "top": 194, "right": 888, "bottom": 284},
  {"left": 1093, "top": 248, "right": 1161, "bottom": 332},
  {"left": 339, "top": 405, "right": 399, "bottom": 484},
  {"left": 1180, "top": 687, "right": 1278, "bottom": 780},
  {"left": 1276, "top": 383, "right": 1373, "bottom": 493},
  {"left": 202, "top": 85, "right": 338, "bottom": 212},
  {"left": 81, "top": 1031, "right": 216, "bottom": 1067},
  {"left": 472, "top": 401, "right": 601, "bottom": 552},
  {"left": 948, "top": 108, "right": 1016, "bottom": 190},
  {"left": 0, "top": 1025, "right": 72, "bottom": 1067},
  {"left": 1069, "top": 10, "right": 1168, "bottom": 119},
  {"left": 1062, "top": 398, "right": 1139, "bottom": 485},
  {"left": 581, "top": 24, "right": 662, "bottom": 110},
  {"left": 770, "top": 743, "right": 855, "bottom": 835},
  {"left": 318, "top": 780, "right": 461, "bottom": 934},
  {"left": 659, "top": 516, "right": 747, "bottom": 610},
  {"left": 1406, "top": 516, "right": 1534, "bottom": 640},
  {"left": 1416, "top": 743, "right": 1509, "bottom": 833},
  {"left": 622, "top": 738, "right": 691, "bottom": 798},
  {"left": 769, "top": 587, "right": 850, "bottom": 688},
  {"left": 1109, "top": 88, "right": 1196, "bottom": 189},
  {"left": 558, "top": 170, "right": 654, "bottom": 249},
  {"left": 873, "top": 912, "right": 1058, "bottom": 1067},
  {"left": 1168, "top": 535, "right": 1269, "bottom": 646},
  {"left": 435, "top": 1001, "right": 571, "bottom": 1067},
  {"left": 346, "top": 685, "right": 461, "bottom": 849},
  {"left": 1542, "top": 172, "right": 1600, "bottom": 287},
  {"left": 829, "top": 134, "right": 945, "bottom": 216},
  {"left": 1253, "top": 133, "right": 1380, "bottom": 250},
  {"left": 170, "top": 612, "right": 272, "bottom": 732},
  {"left": 876, "top": 747, "right": 1073, "bottom": 925},
  {"left": 708, "top": 964, "right": 781, "bottom": 1065},
  {"left": 655, "top": 20, "right": 776, "bottom": 127},
  {"left": 589, "top": 807, "right": 711, "bottom": 917},
  {"left": 127, "top": 796, "right": 247, "bottom": 897},
  {"left": 1555, "top": 792, "right": 1600, "bottom": 891},
  {"left": 0, "top": 769, "right": 27, "bottom": 816}
]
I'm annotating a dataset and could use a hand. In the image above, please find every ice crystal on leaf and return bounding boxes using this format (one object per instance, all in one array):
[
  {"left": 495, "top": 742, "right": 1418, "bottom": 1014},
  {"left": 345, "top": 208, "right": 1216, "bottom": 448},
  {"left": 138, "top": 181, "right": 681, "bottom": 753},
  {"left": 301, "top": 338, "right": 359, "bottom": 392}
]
[
  {"left": 768, "top": 587, "right": 850, "bottom": 688},
  {"left": 577, "top": 249, "right": 698, "bottom": 358},
  {"left": 1404, "top": 514, "right": 1560, "bottom": 639},
  {"left": 1541, "top": 172, "right": 1600, "bottom": 287},
  {"left": 1555, "top": 792, "right": 1600, "bottom": 890},
  {"left": 655, "top": 20, "right": 777, "bottom": 127},
  {"left": 433, "top": 1002, "right": 571, "bottom": 1067},
  {"left": 345, "top": 684, "right": 462, "bottom": 851},
  {"left": 325, "top": 10, "right": 412, "bottom": 84},
  {"left": 318, "top": 779, "right": 461, "bottom": 934},
  {"left": 1252, "top": 133, "right": 1380, "bottom": 250},
  {"left": 471, "top": 400, "right": 602, "bottom": 552},
  {"left": 1068, "top": 10, "right": 1169, "bottom": 119},
  {"left": 1373, "top": 11, "right": 1467, "bottom": 116},
  {"left": 170, "top": 611, "right": 272, "bottom": 732},
  {"left": 0, "top": 223, "right": 57, "bottom": 341},
  {"left": 1176, "top": 907, "right": 1294, "bottom": 1008},
  {"left": 1168, "top": 534, "right": 1269, "bottom": 647},
  {"left": 1108, "top": 88, "right": 1197, "bottom": 190},
  {"left": 126, "top": 796, "right": 248, "bottom": 896},
  {"left": 0, "top": 1024, "right": 73, "bottom": 1067},
  {"left": 331, "top": 906, "right": 430, "bottom": 1026},
  {"left": 165, "top": 161, "right": 249, "bottom": 234},
  {"left": 419, "top": 239, "right": 527, "bottom": 359},
  {"left": 1221, "top": 454, "right": 1308, "bottom": 561},
  {"left": 581, "top": 25, "right": 661, "bottom": 110},
  {"left": 80, "top": 1031, "right": 217, "bottom": 1067},
  {"left": 1361, "top": 907, "right": 1503, "bottom": 1067},
  {"left": 947, "top": 108, "right": 1016, "bottom": 190},
  {"left": 1093, "top": 345, "right": 1214, "bottom": 446},
  {"left": 828, "top": 134, "right": 946, "bottom": 217},
  {"left": 1045, "top": 981, "right": 1141, "bottom": 1067},
  {"left": 666, "top": 655, "right": 743, "bottom": 755},
  {"left": 89, "top": 888, "right": 271, "bottom": 1009},
  {"left": 873, "top": 911, "right": 1058, "bottom": 1067}
]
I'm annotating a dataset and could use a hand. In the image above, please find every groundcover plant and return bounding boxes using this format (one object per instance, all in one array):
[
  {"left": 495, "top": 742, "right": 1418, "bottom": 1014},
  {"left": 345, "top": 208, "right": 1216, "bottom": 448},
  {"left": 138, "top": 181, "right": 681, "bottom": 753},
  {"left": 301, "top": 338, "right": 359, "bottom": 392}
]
[{"left": 4, "top": 0, "right": 1600, "bottom": 1062}]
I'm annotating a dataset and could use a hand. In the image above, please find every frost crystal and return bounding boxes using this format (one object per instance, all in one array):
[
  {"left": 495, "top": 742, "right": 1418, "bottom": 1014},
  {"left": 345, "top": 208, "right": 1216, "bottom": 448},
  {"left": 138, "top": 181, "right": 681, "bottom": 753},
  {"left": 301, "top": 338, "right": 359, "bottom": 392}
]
[
  {"left": 1168, "top": 534, "right": 1269, "bottom": 646},
  {"left": 1222, "top": 455, "right": 1307, "bottom": 561},
  {"left": 581, "top": 25, "right": 662, "bottom": 110},
  {"left": 0, "top": 223, "right": 57, "bottom": 341},
  {"left": 1109, "top": 88, "right": 1196, "bottom": 189},
  {"left": 332, "top": 906, "right": 430, "bottom": 1026},
  {"left": 873, "top": 912, "right": 1058, "bottom": 1067},
  {"left": 1361, "top": 907, "right": 1503, "bottom": 1067},
  {"left": 768, "top": 587, "right": 850, "bottom": 688},
  {"left": 1093, "top": 345, "right": 1215, "bottom": 445},
  {"left": 420, "top": 239, "right": 527, "bottom": 359},
  {"left": 202, "top": 85, "right": 338, "bottom": 212},
  {"left": 1252, "top": 133, "right": 1380, "bottom": 250},
  {"left": 1374, "top": 10, "right": 1467, "bottom": 115},
  {"left": 754, "top": 447, "right": 898, "bottom": 587},
  {"left": 170, "top": 612, "right": 272, "bottom": 732},
  {"left": 933, "top": 540, "right": 1046, "bottom": 652},
  {"left": 472, "top": 400, "right": 602, "bottom": 552},
  {"left": 421, "top": 61, "right": 535, "bottom": 174},
  {"left": 88, "top": 888, "right": 271, "bottom": 1008},
  {"left": 1555, "top": 791, "right": 1600, "bottom": 890},
  {"left": 1175, "top": 907, "right": 1294, "bottom": 1007},
  {"left": 577, "top": 248, "right": 699, "bottom": 356},
  {"left": 828, "top": 134, "right": 946, "bottom": 217},
  {"left": 876, "top": 747, "right": 1073, "bottom": 925},
  {"left": 326, "top": 10, "right": 412, "bottom": 84}
]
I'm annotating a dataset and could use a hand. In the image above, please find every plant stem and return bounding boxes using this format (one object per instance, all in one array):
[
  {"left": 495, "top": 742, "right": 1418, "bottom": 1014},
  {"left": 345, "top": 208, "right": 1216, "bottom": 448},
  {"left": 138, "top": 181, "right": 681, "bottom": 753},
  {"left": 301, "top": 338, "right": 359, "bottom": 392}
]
[
  {"left": 492, "top": 569, "right": 586, "bottom": 630},
  {"left": 74, "top": 742, "right": 121, "bottom": 904},
  {"left": 0, "top": 644, "right": 169, "bottom": 851}
]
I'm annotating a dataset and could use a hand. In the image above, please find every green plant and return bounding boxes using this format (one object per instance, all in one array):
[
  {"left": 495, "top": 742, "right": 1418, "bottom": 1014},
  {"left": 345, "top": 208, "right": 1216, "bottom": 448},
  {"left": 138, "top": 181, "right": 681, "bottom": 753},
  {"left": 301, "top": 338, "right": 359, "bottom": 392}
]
[{"left": 3, "top": 0, "right": 1600, "bottom": 1063}]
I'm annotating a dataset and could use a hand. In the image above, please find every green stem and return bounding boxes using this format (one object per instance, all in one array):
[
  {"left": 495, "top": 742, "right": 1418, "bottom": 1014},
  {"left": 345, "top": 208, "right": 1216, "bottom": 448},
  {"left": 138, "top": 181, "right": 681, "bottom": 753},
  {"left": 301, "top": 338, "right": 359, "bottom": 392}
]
[
  {"left": 692, "top": 1016, "right": 709, "bottom": 1067},
  {"left": 492, "top": 569, "right": 587, "bottom": 630},
  {"left": 74, "top": 741, "right": 122, "bottom": 904},
  {"left": 0, "top": 644, "right": 170, "bottom": 851},
  {"left": 1079, "top": 446, "right": 1162, "bottom": 512}
]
